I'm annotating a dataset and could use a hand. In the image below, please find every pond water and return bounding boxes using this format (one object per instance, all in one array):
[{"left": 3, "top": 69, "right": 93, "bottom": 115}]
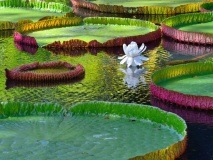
[{"left": 0, "top": 7, "right": 213, "bottom": 160}]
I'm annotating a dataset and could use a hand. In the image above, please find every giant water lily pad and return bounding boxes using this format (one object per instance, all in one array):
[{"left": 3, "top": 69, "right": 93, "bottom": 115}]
[
  {"left": 29, "top": 24, "right": 152, "bottom": 46},
  {"left": 0, "top": 8, "right": 64, "bottom": 22},
  {"left": 157, "top": 74, "right": 213, "bottom": 97},
  {"left": 0, "top": 101, "right": 187, "bottom": 160},
  {"left": 83, "top": 0, "right": 202, "bottom": 7},
  {"left": 174, "top": 21, "right": 213, "bottom": 34},
  {"left": 162, "top": 12, "right": 213, "bottom": 44},
  {"left": 71, "top": 0, "right": 209, "bottom": 14},
  {"left": 27, "top": 17, "right": 160, "bottom": 48},
  {"left": 151, "top": 62, "right": 213, "bottom": 110}
]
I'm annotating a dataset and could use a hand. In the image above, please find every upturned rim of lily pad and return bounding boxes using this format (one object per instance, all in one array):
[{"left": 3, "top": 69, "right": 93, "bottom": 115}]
[
  {"left": 150, "top": 62, "right": 213, "bottom": 110},
  {"left": 71, "top": 0, "right": 212, "bottom": 15},
  {"left": 5, "top": 61, "right": 85, "bottom": 82},
  {"left": 161, "top": 12, "right": 213, "bottom": 45},
  {"left": 0, "top": 1, "right": 73, "bottom": 30}
]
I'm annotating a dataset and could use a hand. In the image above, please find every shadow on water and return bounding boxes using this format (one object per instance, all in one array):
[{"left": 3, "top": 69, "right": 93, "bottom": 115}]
[{"left": 0, "top": 30, "right": 14, "bottom": 38}]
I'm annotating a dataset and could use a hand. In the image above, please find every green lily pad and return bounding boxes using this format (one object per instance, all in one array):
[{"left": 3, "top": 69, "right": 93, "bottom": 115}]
[
  {"left": 157, "top": 73, "right": 213, "bottom": 97},
  {"left": 200, "top": 2, "right": 213, "bottom": 12},
  {"left": 28, "top": 24, "right": 153, "bottom": 46},
  {"left": 175, "top": 21, "right": 213, "bottom": 34},
  {"left": 151, "top": 62, "right": 213, "bottom": 109},
  {"left": 0, "top": 101, "right": 187, "bottom": 160},
  {"left": 0, "top": 8, "right": 64, "bottom": 22},
  {"left": 87, "top": 0, "right": 202, "bottom": 7},
  {"left": 25, "top": 17, "right": 160, "bottom": 47}
]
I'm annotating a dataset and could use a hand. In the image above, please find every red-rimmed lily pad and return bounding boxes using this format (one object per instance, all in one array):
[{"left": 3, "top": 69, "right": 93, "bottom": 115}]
[
  {"left": 150, "top": 62, "right": 213, "bottom": 110},
  {"left": 5, "top": 61, "right": 85, "bottom": 82},
  {"left": 71, "top": 0, "right": 209, "bottom": 14},
  {"left": 0, "top": 101, "right": 187, "bottom": 160},
  {"left": 5, "top": 76, "right": 84, "bottom": 89},
  {"left": 27, "top": 17, "right": 161, "bottom": 48},
  {"left": 162, "top": 12, "right": 213, "bottom": 45}
]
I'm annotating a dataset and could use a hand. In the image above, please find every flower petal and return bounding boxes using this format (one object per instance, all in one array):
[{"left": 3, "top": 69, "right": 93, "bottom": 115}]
[
  {"left": 120, "top": 56, "right": 128, "bottom": 64},
  {"left": 127, "top": 57, "right": 133, "bottom": 67},
  {"left": 138, "top": 56, "right": 149, "bottom": 61},
  {"left": 139, "top": 43, "right": 145, "bottom": 51},
  {"left": 138, "top": 44, "right": 147, "bottom": 54},
  {"left": 118, "top": 55, "right": 127, "bottom": 60},
  {"left": 134, "top": 57, "right": 143, "bottom": 66},
  {"left": 123, "top": 44, "right": 128, "bottom": 55}
]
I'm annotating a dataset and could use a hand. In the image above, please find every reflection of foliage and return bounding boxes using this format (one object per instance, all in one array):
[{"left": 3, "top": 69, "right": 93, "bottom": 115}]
[
  {"left": 0, "top": 21, "right": 15, "bottom": 30},
  {"left": 0, "top": 39, "right": 7, "bottom": 66},
  {"left": 0, "top": 30, "right": 14, "bottom": 38},
  {"left": 204, "top": 56, "right": 213, "bottom": 63}
]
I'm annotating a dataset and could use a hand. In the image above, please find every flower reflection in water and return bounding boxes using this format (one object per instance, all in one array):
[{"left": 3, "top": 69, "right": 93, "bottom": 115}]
[{"left": 120, "top": 67, "right": 148, "bottom": 88}]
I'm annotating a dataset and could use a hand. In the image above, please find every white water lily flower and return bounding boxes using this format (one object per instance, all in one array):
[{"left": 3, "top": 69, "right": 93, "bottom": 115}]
[
  {"left": 120, "top": 67, "right": 148, "bottom": 88},
  {"left": 118, "top": 41, "right": 149, "bottom": 67}
]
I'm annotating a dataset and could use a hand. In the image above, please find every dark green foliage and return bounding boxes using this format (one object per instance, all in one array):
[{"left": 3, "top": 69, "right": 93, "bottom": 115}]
[{"left": 200, "top": 2, "right": 213, "bottom": 10}]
